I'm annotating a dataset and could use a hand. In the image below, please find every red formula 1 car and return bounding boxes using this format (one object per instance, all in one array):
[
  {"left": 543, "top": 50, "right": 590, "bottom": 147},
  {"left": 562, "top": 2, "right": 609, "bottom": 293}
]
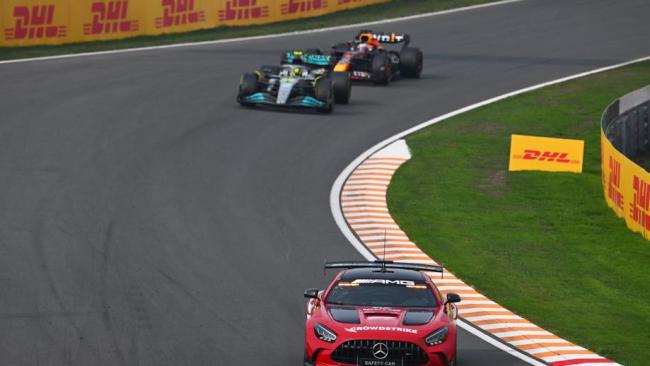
[
  {"left": 304, "top": 261, "right": 461, "bottom": 366},
  {"left": 330, "top": 30, "right": 424, "bottom": 84}
]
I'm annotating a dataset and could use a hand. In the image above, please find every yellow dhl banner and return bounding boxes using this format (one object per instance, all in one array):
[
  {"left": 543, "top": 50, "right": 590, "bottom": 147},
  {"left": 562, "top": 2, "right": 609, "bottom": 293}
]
[
  {"left": 508, "top": 134, "right": 585, "bottom": 173},
  {"left": 601, "top": 130, "right": 650, "bottom": 239},
  {"left": 1, "top": 0, "right": 389, "bottom": 47}
]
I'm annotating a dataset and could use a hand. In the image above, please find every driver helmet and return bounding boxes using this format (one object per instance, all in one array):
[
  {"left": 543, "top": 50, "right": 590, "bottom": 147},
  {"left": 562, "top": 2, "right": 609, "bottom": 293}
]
[
  {"left": 358, "top": 32, "right": 379, "bottom": 50},
  {"left": 359, "top": 33, "right": 372, "bottom": 43},
  {"left": 291, "top": 66, "right": 303, "bottom": 77}
]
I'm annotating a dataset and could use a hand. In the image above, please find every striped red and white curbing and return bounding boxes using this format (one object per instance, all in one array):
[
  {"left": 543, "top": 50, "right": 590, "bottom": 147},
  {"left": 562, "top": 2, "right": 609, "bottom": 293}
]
[{"left": 340, "top": 139, "right": 619, "bottom": 366}]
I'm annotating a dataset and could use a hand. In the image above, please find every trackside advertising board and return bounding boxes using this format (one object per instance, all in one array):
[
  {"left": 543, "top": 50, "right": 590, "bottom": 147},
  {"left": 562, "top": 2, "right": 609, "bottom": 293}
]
[
  {"left": 508, "top": 134, "right": 584, "bottom": 173},
  {"left": 601, "top": 130, "right": 650, "bottom": 240},
  {"left": 1, "top": 0, "right": 389, "bottom": 47}
]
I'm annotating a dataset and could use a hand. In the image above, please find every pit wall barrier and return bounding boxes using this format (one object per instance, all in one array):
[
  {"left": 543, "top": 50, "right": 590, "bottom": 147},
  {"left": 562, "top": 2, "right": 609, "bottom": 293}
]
[
  {"left": 601, "top": 85, "right": 650, "bottom": 239},
  {"left": 0, "top": 0, "right": 388, "bottom": 47}
]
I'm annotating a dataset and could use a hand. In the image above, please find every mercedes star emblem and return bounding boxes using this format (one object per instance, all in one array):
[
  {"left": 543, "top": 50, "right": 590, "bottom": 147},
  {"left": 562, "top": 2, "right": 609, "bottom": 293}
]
[{"left": 372, "top": 342, "right": 389, "bottom": 360}]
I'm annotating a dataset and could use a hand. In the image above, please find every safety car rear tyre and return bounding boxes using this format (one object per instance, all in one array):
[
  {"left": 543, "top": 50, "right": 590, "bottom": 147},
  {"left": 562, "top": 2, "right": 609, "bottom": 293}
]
[
  {"left": 238, "top": 72, "right": 259, "bottom": 107},
  {"left": 399, "top": 46, "right": 423, "bottom": 78},
  {"left": 332, "top": 72, "right": 351, "bottom": 104}
]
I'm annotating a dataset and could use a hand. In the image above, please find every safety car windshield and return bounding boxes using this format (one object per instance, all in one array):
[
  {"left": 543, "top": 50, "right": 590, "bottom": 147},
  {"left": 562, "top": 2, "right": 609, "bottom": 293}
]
[{"left": 325, "top": 279, "right": 438, "bottom": 307}]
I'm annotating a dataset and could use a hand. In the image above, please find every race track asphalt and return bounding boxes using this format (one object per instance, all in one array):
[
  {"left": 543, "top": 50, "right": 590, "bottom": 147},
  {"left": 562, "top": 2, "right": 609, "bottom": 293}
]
[{"left": 1, "top": 0, "right": 649, "bottom": 365}]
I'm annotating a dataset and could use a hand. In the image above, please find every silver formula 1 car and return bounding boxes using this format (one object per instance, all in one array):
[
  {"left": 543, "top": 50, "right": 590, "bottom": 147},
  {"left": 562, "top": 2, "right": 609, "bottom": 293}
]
[{"left": 237, "top": 63, "right": 350, "bottom": 113}]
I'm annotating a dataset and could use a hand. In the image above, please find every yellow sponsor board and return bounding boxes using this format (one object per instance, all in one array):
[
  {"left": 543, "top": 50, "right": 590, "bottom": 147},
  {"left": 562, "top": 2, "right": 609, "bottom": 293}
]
[
  {"left": 1, "top": 0, "right": 389, "bottom": 47},
  {"left": 601, "top": 130, "right": 650, "bottom": 240},
  {"left": 508, "top": 134, "right": 584, "bottom": 173}
]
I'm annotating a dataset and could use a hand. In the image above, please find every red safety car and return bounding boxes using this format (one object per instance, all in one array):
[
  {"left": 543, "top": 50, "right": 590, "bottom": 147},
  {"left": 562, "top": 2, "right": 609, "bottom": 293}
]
[{"left": 304, "top": 261, "right": 461, "bottom": 366}]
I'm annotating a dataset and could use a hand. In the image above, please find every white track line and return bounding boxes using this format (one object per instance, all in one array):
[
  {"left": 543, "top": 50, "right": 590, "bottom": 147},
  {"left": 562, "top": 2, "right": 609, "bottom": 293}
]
[
  {"left": 0, "top": 0, "right": 524, "bottom": 65},
  {"left": 330, "top": 51, "right": 650, "bottom": 366}
]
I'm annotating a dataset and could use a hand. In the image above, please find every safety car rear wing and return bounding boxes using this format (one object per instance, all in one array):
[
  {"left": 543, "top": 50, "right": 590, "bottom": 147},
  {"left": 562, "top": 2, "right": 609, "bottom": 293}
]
[{"left": 325, "top": 260, "right": 443, "bottom": 274}]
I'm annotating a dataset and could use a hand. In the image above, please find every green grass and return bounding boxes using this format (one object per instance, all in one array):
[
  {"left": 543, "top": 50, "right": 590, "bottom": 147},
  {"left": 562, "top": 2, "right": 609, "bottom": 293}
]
[
  {"left": 0, "top": 0, "right": 495, "bottom": 61},
  {"left": 387, "top": 61, "right": 650, "bottom": 365}
]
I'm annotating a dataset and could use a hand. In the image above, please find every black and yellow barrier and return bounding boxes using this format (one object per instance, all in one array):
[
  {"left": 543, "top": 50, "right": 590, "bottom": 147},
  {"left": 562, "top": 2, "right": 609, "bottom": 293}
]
[{"left": 601, "top": 85, "right": 650, "bottom": 238}]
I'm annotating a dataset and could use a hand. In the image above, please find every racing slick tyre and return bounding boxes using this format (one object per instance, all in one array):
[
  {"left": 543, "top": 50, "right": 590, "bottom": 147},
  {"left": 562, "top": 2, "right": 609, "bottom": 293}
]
[
  {"left": 371, "top": 52, "right": 391, "bottom": 85},
  {"left": 237, "top": 72, "right": 259, "bottom": 107},
  {"left": 399, "top": 46, "right": 423, "bottom": 78},
  {"left": 332, "top": 72, "right": 351, "bottom": 104},
  {"left": 315, "top": 78, "right": 333, "bottom": 113}
]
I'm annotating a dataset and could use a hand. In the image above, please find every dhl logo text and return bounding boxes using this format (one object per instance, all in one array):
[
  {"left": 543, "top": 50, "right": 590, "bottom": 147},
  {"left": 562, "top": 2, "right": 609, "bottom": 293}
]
[
  {"left": 84, "top": 1, "right": 139, "bottom": 35},
  {"left": 513, "top": 149, "right": 579, "bottom": 164},
  {"left": 608, "top": 157, "right": 624, "bottom": 211},
  {"left": 155, "top": 0, "right": 206, "bottom": 28},
  {"left": 631, "top": 175, "right": 650, "bottom": 230},
  {"left": 218, "top": 0, "right": 270, "bottom": 20},
  {"left": 4, "top": 5, "right": 66, "bottom": 40},
  {"left": 281, "top": 0, "right": 327, "bottom": 14}
]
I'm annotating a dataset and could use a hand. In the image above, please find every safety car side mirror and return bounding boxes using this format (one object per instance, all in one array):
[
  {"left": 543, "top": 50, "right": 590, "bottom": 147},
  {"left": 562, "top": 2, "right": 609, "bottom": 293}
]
[
  {"left": 445, "top": 293, "right": 461, "bottom": 304},
  {"left": 304, "top": 288, "right": 320, "bottom": 299}
]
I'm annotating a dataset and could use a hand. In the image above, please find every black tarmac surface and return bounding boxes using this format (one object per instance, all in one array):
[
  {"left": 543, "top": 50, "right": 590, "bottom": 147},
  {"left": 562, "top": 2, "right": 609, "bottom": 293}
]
[{"left": 1, "top": 0, "right": 649, "bottom": 365}]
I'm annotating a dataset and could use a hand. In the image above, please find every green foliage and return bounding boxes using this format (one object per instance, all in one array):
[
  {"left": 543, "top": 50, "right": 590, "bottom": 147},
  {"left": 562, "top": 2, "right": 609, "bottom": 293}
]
[{"left": 388, "top": 61, "right": 650, "bottom": 365}]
